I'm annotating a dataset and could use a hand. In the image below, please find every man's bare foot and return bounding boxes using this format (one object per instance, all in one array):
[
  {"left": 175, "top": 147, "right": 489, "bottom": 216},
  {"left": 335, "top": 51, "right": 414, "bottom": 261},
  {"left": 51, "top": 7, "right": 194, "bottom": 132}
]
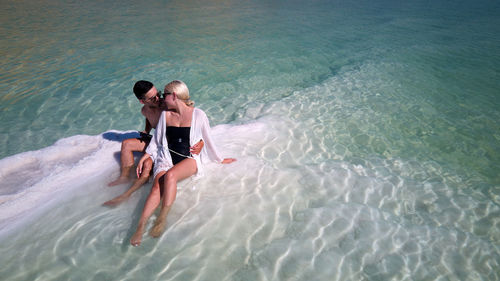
[
  {"left": 103, "top": 194, "right": 129, "bottom": 207},
  {"left": 149, "top": 216, "right": 167, "bottom": 238},
  {"left": 130, "top": 225, "right": 144, "bottom": 247},
  {"left": 107, "top": 176, "right": 130, "bottom": 187}
]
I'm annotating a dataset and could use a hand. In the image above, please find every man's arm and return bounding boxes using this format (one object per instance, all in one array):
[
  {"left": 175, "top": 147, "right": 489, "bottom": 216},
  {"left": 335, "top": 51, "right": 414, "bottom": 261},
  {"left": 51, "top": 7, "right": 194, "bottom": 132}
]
[{"left": 143, "top": 118, "right": 152, "bottom": 134}]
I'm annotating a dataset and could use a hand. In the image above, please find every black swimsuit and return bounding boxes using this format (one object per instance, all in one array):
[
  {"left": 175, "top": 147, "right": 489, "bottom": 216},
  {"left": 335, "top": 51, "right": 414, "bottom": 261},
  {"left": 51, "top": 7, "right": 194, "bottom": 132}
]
[{"left": 166, "top": 126, "right": 191, "bottom": 165}]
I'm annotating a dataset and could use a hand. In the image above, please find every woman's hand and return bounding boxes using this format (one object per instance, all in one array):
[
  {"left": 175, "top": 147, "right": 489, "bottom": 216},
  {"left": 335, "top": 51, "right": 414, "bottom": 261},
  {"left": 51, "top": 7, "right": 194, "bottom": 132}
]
[
  {"left": 222, "top": 158, "right": 237, "bottom": 164},
  {"left": 136, "top": 154, "right": 151, "bottom": 178},
  {"left": 190, "top": 139, "right": 204, "bottom": 155}
]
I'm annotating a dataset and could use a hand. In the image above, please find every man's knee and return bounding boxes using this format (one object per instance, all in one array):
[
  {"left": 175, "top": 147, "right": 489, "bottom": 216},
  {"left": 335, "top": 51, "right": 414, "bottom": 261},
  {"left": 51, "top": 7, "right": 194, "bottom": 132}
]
[
  {"left": 139, "top": 158, "right": 153, "bottom": 175},
  {"left": 122, "top": 138, "right": 137, "bottom": 151},
  {"left": 144, "top": 158, "right": 153, "bottom": 169}
]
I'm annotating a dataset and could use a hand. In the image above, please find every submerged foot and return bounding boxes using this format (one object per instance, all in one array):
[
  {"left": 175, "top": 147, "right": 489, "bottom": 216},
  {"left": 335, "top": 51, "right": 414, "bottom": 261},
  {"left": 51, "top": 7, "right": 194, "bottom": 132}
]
[
  {"left": 149, "top": 216, "right": 167, "bottom": 238},
  {"left": 107, "top": 176, "right": 130, "bottom": 187},
  {"left": 130, "top": 226, "right": 144, "bottom": 247},
  {"left": 103, "top": 194, "right": 129, "bottom": 207}
]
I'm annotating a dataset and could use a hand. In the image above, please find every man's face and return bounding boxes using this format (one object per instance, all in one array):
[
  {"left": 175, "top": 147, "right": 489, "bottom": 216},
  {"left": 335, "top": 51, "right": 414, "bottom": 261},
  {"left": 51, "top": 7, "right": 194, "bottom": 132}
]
[{"left": 141, "top": 86, "right": 161, "bottom": 107}]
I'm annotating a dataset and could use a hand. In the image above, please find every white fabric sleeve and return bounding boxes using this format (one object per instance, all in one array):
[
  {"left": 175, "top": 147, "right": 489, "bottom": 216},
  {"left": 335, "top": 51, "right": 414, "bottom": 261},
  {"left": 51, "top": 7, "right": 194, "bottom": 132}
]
[
  {"left": 198, "top": 109, "right": 224, "bottom": 163},
  {"left": 145, "top": 111, "right": 164, "bottom": 162}
]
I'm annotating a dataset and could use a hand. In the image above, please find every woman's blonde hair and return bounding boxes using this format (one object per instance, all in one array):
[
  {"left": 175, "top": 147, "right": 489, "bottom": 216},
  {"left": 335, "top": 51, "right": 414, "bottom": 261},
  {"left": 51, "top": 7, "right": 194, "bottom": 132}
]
[{"left": 164, "top": 80, "right": 194, "bottom": 107}]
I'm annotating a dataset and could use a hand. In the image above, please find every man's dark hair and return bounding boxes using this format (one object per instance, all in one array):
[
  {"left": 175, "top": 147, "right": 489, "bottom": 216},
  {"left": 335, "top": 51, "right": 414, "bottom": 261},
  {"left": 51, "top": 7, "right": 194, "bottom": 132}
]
[{"left": 133, "top": 80, "right": 154, "bottom": 99}]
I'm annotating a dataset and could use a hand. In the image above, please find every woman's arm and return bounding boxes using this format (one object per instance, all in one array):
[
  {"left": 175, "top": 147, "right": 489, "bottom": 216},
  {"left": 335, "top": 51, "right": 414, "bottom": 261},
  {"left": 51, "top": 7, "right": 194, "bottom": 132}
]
[
  {"left": 136, "top": 153, "right": 152, "bottom": 178},
  {"left": 199, "top": 111, "right": 224, "bottom": 163},
  {"left": 198, "top": 109, "right": 235, "bottom": 164}
]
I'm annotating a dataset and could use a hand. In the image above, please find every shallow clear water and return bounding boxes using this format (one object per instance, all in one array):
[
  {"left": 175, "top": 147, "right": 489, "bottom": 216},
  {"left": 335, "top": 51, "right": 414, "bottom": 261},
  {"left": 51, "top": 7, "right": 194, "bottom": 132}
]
[{"left": 1, "top": 0, "right": 499, "bottom": 280}]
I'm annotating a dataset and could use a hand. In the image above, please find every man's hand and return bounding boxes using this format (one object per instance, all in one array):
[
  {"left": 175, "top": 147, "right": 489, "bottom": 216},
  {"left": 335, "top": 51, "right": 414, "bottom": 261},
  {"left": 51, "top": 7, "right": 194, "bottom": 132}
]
[{"left": 190, "top": 139, "right": 204, "bottom": 155}]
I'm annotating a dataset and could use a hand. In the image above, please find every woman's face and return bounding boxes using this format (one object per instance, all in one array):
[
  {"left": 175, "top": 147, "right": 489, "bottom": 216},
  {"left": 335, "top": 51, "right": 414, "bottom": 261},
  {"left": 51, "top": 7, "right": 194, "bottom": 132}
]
[{"left": 163, "top": 91, "right": 175, "bottom": 107}]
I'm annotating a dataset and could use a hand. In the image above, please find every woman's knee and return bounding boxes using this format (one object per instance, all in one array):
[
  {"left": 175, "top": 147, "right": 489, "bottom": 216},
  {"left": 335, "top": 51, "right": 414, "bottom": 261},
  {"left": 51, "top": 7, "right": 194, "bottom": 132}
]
[{"left": 165, "top": 170, "right": 178, "bottom": 184}]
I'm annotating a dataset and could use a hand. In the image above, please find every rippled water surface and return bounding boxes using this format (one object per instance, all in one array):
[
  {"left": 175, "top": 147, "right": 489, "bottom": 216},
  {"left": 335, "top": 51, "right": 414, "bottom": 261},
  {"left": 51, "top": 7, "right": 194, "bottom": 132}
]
[{"left": 1, "top": 0, "right": 499, "bottom": 280}]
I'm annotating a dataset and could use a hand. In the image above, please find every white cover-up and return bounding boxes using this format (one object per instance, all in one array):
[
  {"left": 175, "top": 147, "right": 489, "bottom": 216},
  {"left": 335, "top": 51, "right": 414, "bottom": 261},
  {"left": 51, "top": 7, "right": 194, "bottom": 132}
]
[{"left": 146, "top": 108, "right": 224, "bottom": 178}]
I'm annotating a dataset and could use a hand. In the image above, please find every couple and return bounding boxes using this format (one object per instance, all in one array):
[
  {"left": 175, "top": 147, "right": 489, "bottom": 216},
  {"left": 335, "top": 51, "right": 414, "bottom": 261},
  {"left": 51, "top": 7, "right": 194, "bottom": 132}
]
[
  {"left": 106, "top": 80, "right": 235, "bottom": 246},
  {"left": 104, "top": 80, "right": 204, "bottom": 206}
]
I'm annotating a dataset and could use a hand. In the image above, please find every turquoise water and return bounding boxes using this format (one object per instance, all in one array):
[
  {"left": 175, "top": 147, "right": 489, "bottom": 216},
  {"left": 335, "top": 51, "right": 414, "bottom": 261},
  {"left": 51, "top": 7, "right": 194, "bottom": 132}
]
[{"left": 1, "top": 0, "right": 499, "bottom": 280}]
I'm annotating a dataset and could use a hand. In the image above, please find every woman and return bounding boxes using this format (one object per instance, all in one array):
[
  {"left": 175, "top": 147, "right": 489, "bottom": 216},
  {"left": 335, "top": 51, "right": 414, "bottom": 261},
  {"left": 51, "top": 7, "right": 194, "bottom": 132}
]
[{"left": 130, "top": 80, "right": 236, "bottom": 246}]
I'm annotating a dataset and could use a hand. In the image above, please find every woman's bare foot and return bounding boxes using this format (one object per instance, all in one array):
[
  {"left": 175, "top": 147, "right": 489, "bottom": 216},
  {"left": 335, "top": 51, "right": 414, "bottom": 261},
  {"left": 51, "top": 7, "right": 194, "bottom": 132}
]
[
  {"left": 150, "top": 204, "right": 171, "bottom": 238},
  {"left": 149, "top": 215, "right": 167, "bottom": 238},
  {"left": 103, "top": 194, "right": 129, "bottom": 207},
  {"left": 130, "top": 225, "right": 144, "bottom": 246}
]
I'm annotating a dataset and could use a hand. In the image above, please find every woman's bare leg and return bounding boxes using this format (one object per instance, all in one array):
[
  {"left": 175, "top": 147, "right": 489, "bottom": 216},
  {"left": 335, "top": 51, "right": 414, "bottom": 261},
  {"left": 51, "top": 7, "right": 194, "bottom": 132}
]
[
  {"left": 150, "top": 158, "right": 197, "bottom": 237},
  {"left": 130, "top": 171, "right": 166, "bottom": 246}
]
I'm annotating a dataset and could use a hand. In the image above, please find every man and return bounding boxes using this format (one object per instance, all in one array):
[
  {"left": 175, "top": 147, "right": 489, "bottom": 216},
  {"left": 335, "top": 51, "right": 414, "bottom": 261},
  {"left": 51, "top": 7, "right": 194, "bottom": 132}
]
[{"left": 104, "top": 80, "right": 203, "bottom": 206}]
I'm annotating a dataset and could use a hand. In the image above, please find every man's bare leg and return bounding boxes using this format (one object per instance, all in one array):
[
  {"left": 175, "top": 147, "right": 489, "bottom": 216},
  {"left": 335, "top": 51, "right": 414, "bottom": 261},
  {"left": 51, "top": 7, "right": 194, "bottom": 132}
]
[
  {"left": 108, "top": 138, "right": 147, "bottom": 186},
  {"left": 130, "top": 172, "right": 166, "bottom": 246},
  {"left": 150, "top": 159, "right": 197, "bottom": 237},
  {"left": 103, "top": 158, "right": 153, "bottom": 206}
]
